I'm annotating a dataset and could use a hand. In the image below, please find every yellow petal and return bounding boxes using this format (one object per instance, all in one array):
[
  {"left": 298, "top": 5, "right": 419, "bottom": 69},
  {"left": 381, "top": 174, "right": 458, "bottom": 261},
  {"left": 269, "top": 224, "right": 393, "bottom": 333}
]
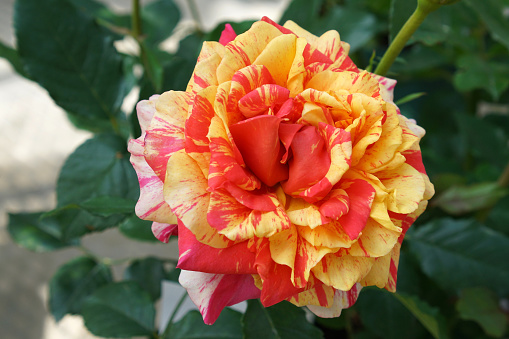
[
  {"left": 286, "top": 197, "right": 327, "bottom": 228},
  {"left": 348, "top": 218, "right": 401, "bottom": 257},
  {"left": 360, "top": 251, "right": 391, "bottom": 288},
  {"left": 312, "top": 253, "right": 374, "bottom": 291},
  {"left": 253, "top": 33, "right": 297, "bottom": 88},
  {"left": 187, "top": 41, "right": 225, "bottom": 93}
]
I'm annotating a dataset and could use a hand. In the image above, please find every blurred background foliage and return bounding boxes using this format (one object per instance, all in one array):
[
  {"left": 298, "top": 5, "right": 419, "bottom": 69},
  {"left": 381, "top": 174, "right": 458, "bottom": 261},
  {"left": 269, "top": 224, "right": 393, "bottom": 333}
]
[{"left": 2, "top": 0, "right": 509, "bottom": 338}]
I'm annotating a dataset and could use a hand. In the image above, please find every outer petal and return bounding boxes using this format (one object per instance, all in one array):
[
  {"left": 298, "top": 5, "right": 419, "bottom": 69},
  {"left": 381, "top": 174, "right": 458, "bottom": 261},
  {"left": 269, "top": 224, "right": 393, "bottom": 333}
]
[
  {"left": 219, "top": 23, "right": 237, "bottom": 46},
  {"left": 307, "top": 283, "right": 362, "bottom": 318},
  {"left": 179, "top": 270, "right": 260, "bottom": 325},
  {"left": 144, "top": 91, "right": 191, "bottom": 181},
  {"left": 128, "top": 137, "right": 177, "bottom": 224},
  {"left": 152, "top": 222, "right": 177, "bottom": 243},
  {"left": 312, "top": 253, "right": 374, "bottom": 291}
]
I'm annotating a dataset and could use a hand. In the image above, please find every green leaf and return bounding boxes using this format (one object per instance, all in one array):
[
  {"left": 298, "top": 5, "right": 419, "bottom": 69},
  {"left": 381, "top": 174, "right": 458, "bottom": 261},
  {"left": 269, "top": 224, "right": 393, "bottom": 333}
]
[
  {"left": 454, "top": 54, "right": 509, "bottom": 100},
  {"left": 124, "top": 257, "right": 165, "bottom": 301},
  {"left": 165, "top": 308, "right": 243, "bottom": 339},
  {"left": 279, "top": 0, "right": 323, "bottom": 29},
  {"left": 142, "top": 0, "right": 181, "bottom": 46},
  {"left": 82, "top": 281, "right": 156, "bottom": 337},
  {"left": 15, "top": 0, "right": 128, "bottom": 132},
  {"left": 486, "top": 195, "right": 509, "bottom": 236},
  {"left": 119, "top": 215, "right": 158, "bottom": 242},
  {"left": 49, "top": 256, "right": 113, "bottom": 322},
  {"left": 465, "top": 0, "right": 509, "bottom": 51},
  {"left": 356, "top": 289, "right": 428, "bottom": 339},
  {"left": 7, "top": 212, "right": 77, "bottom": 252},
  {"left": 433, "top": 182, "right": 508, "bottom": 215},
  {"left": 313, "top": 7, "right": 378, "bottom": 52},
  {"left": 407, "top": 218, "right": 509, "bottom": 295},
  {"left": 205, "top": 20, "right": 256, "bottom": 42},
  {"left": 457, "top": 287, "right": 507, "bottom": 337},
  {"left": 242, "top": 300, "right": 323, "bottom": 339},
  {"left": 80, "top": 196, "right": 136, "bottom": 217},
  {"left": 0, "top": 40, "right": 29, "bottom": 78},
  {"left": 393, "top": 292, "right": 449, "bottom": 339},
  {"left": 395, "top": 92, "right": 426, "bottom": 105},
  {"left": 57, "top": 134, "right": 138, "bottom": 206},
  {"left": 47, "top": 134, "right": 139, "bottom": 239}
]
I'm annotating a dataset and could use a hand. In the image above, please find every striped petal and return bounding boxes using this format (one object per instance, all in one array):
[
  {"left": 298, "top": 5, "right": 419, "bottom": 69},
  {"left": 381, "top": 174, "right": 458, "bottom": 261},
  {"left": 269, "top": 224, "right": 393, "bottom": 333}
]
[
  {"left": 347, "top": 218, "right": 401, "bottom": 257},
  {"left": 152, "top": 222, "right": 177, "bottom": 243},
  {"left": 253, "top": 33, "right": 297, "bottom": 87},
  {"left": 312, "top": 253, "right": 374, "bottom": 291},
  {"left": 178, "top": 224, "right": 256, "bottom": 274},
  {"left": 179, "top": 270, "right": 260, "bottom": 325},
  {"left": 144, "top": 91, "right": 191, "bottom": 181},
  {"left": 238, "top": 84, "right": 290, "bottom": 118},
  {"left": 307, "top": 283, "right": 362, "bottom": 318},
  {"left": 164, "top": 150, "right": 231, "bottom": 248}
]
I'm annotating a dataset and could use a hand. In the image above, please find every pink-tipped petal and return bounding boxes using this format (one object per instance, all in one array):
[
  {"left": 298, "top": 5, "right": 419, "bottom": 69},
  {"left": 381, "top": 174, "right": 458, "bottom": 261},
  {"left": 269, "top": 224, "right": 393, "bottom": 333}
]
[
  {"left": 179, "top": 270, "right": 260, "bottom": 325},
  {"left": 219, "top": 24, "right": 237, "bottom": 46},
  {"left": 152, "top": 222, "right": 177, "bottom": 243}
]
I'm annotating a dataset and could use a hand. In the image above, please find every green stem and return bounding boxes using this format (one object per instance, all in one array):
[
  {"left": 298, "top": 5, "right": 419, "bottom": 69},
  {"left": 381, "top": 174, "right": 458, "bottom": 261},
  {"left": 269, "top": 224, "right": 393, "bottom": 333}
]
[
  {"left": 162, "top": 292, "right": 188, "bottom": 336},
  {"left": 374, "top": 0, "right": 440, "bottom": 76},
  {"left": 131, "top": 0, "right": 142, "bottom": 39},
  {"left": 498, "top": 162, "right": 509, "bottom": 188}
]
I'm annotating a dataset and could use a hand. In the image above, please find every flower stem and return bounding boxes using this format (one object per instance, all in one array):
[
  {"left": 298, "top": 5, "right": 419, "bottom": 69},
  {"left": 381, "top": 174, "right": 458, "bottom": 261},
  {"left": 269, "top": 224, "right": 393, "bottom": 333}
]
[
  {"left": 374, "top": 0, "right": 440, "bottom": 76},
  {"left": 498, "top": 162, "right": 509, "bottom": 188},
  {"left": 131, "top": 0, "right": 142, "bottom": 39}
]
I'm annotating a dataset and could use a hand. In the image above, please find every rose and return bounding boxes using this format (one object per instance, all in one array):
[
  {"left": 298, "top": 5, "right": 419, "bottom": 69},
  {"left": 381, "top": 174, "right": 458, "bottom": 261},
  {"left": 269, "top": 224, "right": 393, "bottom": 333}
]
[{"left": 128, "top": 17, "right": 434, "bottom": 324}]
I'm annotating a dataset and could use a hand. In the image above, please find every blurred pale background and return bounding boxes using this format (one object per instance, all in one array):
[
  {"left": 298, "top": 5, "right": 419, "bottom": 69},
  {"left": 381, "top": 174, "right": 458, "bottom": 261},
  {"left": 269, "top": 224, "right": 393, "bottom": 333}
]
[{"left": 0, "top": 0, "right": 288, "bottom": 338}]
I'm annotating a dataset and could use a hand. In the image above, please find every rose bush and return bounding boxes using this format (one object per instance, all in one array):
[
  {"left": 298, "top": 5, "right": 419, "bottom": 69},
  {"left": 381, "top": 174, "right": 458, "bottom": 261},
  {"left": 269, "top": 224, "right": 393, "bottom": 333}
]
[{"left": 129, "top": 17, "right": 434, "bottom": 324}]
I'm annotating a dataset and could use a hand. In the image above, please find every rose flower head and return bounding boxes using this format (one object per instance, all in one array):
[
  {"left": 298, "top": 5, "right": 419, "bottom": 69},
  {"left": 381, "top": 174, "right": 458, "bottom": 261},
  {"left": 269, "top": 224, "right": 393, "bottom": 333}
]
[{"left": 128, "top": 17, "right": 434, "bottom": 324}]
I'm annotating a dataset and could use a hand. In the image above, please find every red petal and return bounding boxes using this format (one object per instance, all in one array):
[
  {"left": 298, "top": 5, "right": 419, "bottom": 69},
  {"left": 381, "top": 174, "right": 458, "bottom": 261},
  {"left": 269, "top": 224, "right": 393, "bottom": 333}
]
[
  {"left": 219, "top": 23, "right": 237, "bottom": 46},
  {"left": 177, "top": 223, "right": 257, "bottom": 274},
  {"left": 278, "top": 123, "right": 303, "bottom": 163},
  {"left": 338, "top": 180, "right": 376, "bottom": 240},
  {"left": 230, "top": 115, "right": 289, "bottom": 187},
  {"left": 283, "top": 125, "right": 330, "bottom": 195},
  {"left": 238, "top": 84, "right": 290, "bottom": 118}
]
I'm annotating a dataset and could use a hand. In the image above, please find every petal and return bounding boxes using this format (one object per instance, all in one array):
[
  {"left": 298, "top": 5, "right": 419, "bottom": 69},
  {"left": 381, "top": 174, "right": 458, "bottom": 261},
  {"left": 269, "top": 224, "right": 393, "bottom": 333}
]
[
  {"left": 128, "top": 138, "right": 177, "bottom": 224},
  {"left": 208, "top": 116, "right": 261, "bottom": 191},
  {"left": 179, "top": 270, "right": 260, "bottom": 325},
  {"left": 336, "top": 179, "right": 376, "bottom": 240},
  {"left": 307, "top": 70, "right": 380, "bottom": 99},
  {"left": 238, "top": 84, "right": 290, "bottom": 118},
  {"left": 219, "top": 23, "right": 237, "bottom": 46},
  {"left": 216, "top": 21, "right": 282, "bottom": 84},
  {"left": 208, "top": 189, "right": 291, "bottom": 240},
  {"left": 312, "top": 253, "right": 374, "bottom": 291},
  {"left": 164, "top": 150, "right": 231, "bottom": 248},
  {"left": 286, "top": 197, "right": 329, "bottom": 228},
  {"left": 360, "top": 252, "right": 391, "bottom": 288},
  {"left": 230, "top": 115, "right": 289, "bottom": 187},
  {"left": 298, "top": 220, "right": 354, "bottom": 249},
  {"left": 378, "top": 163, "right": 426, "bottom": 214},
  {"left": 370, "top": 73, "right": 397, "bottom": 103},
  {"left": 144, "top": 91, "right": 191, "bottom": 181},
  {"left": 307, "top": 283, "right": 362, "bottom": 318},
  {"left": 187, "top": 42, "right": 225, "bottom": 93},
  {"left": 288, "top": 277, "right": 335, "bottom": 307},
  {"left": 253, "top": 33, "right": 297, "bottom": 87},
  {"left": 347, "top": 218, "right": 401, "bottom": 257},
  {"left": 177, "top": 224, "right": 256, "bottom": 274},
  {"left": 152, "top": 222, "right": 177, "bottom": 243},
  {"left": 136, "top": 95, "right": 160, "bottom": 137}
]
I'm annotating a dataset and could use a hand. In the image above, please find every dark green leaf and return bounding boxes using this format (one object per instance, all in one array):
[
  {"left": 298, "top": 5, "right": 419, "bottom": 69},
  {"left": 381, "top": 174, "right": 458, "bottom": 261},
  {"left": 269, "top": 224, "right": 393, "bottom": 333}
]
[
  {"left": 279, "top": 0, "right": 323, "bottom": 30},
  {"left": 393, "top": 292, "right": 449, "bottom": 339},
  {"left": 82, "top": 281, "right": 155, "bottom": 337},
  {"left": 49, "top": 256, "right": 113, "bottom": 321},
  {"left": 242, "top": 300, "right": 323, "bottom": 339},
  {"left": 7, "top": 212, "right": 77, "bottom": 252},
  {"left": 465, "top": 0, "right": 509, "bottom": 51},
  {"left": 395, "top": 92, "right": 426, "bottom": 105},
  {"left": 454, "top": 54, "right": 509, "bottom": 100},
  {"left": 407, "top": 218, "right": 509, "bottom": 295},
  {"left": 15, "top": 0, "right": 128, "bottom": 132},
  {"left": 68, "top": 0, "right": 129, "bottom": 33},
  {"left": 142, "top": 0, "right": 181, "bottom": 46},
  {"left": 42, "top": 205, "right": 126, "bottom": 241},
  {"left": 0, "top": 40, "right": 29, "bottom": 78},
  {"left": 119, "top": 215, "right": 158, "bottom": 242},
  {"left": 124, "top": 257, "right": 165, "bottom": 301},
  {"left": 433, "top": 182, "right": 507, "bottom": 215},
  {"left": 166, "top": 267, "right": 181, "bottom": 282},
  {"left": 80, "top": 196, "right": 136, "bottom": 217},
  {"left": 165, "top": 308, "right": 243, "bottom": 339},
  {"left": 313, "top": 8, "right": 378, "bottom": 52},
  {"left": 57, "top": 134, "right": 138, "bottom": 206},
  {"left": 456, "top": 287, "right": 507, "bottom": 337},
  {"left": 356, "top": 289, "right": 428, "bottom": 339},
  {"left": 486, "top": 195, "right": 509, "bottom": 236}
]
